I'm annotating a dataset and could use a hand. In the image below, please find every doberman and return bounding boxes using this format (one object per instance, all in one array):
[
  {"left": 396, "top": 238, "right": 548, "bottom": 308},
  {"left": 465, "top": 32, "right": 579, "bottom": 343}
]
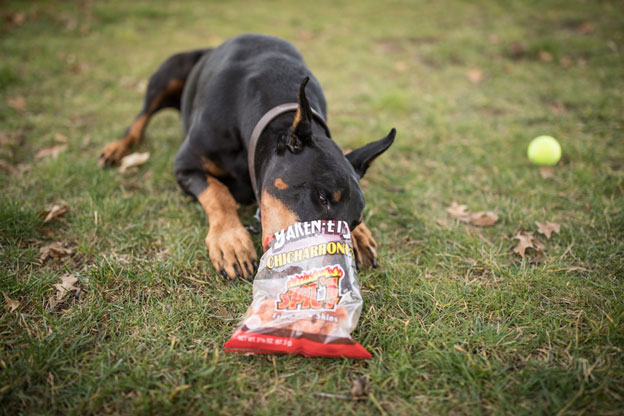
[{"left": 98, "top": 34, "right": 395, "bottom": 281}]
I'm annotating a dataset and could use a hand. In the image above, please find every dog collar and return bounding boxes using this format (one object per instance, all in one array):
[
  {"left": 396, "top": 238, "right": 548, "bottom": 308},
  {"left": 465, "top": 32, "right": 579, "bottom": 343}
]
[{"left": 248, "top": 103, "right": 330, "bottom": 202}]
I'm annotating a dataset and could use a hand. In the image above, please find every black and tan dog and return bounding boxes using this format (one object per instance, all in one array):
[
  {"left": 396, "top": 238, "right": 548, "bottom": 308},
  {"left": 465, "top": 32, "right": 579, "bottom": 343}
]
[{"left": 99, "top": 34, "right": 395, "bottom": 280}]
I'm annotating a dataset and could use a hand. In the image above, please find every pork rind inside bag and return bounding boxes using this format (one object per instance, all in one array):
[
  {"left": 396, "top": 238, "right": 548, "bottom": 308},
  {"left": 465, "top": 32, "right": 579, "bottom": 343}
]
[{"left": 224, "top": 220, "right": 371, "bottom": 359}]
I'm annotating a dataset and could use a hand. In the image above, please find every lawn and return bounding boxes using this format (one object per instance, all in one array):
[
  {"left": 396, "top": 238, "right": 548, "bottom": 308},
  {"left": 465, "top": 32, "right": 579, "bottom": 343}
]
[{"left": 1, "top": 0, "right": 623, "bottom": 414}]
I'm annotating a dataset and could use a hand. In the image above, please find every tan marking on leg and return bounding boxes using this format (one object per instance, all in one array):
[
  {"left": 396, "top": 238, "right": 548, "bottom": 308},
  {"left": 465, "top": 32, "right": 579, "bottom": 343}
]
[
  {"left": 292, "top": 107, "right": 302, "bottom": 129},
  {"left": 147, "top": 78, "right": 185, "bottom": 113},
  {"left": 201, "top": 156, "right": 228, "bottom": 178},
  {"left": 351, "top": 221, "right": 378, "bottom": 268},
  {"left": 332, "top": 191, "right": 342, "bottom": 202},
  {"left": 274, "top": 178, "right": 289, "bottom": 190},
  {"left": 199, "top": 177, "right": 257, "bottom": 279},
  {"left": 260, "top": 190, "right": 299, "bottom": 245}
]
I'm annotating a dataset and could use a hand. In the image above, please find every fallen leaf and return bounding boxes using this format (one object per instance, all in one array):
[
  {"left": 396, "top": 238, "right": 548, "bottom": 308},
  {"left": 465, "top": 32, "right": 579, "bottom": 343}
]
[
  {"left": 350, "top": 377, "right": 367, "bottom": 399},
  {"left": 467, "top": 69, "right": 484, "bottom": 84},
  {"left": 35, "top": 144, "right": 67, "bottom": 160},
  {"left": 539, "top": 50, "right": 553, "bottom": 62},
  {"left": 43, "top": 203, "right": 69, "bottom": 223},
  {"left": 539, "top": 166, "right": 555, "bottom": 179},
  {"left": 39, "top": 242, "right": 73, "bottom": 262},
  {"left": 54, "top": 133, "right": 68, "bottom": 143},
  {"left": 119, "top": 152, "right": 150, "bottom": 173},
  {"left": 469, "top": 211, "right": 499, "bottom": 226},
  {"left": 536, "top": 221, "right": 561, "bottom": 239},
  {"left": 8, "top": 96, "right": 26, "bottom": 112},
  {"left": 394, "top": 61, "right": 408, "bottom": 72},
  {"left": 0, "top": 160, "right": 17, "bottom": 176},
  {"left": 509, "top": 42, "right": 526, "bottom": 59},
  {"left": 446, "top": 202, "right": 499, "bottom": 227},
  {"left": 2, "top": 291, "right": 20, "bottom": 312},
  {"left": 446, "top": 202, "right": 469, "bottom": 218},
  {"left": 577, "top": 22, "right": 594, "bottom": 34},
  {"left": 9, "top": 12, "right": 26, "bottom": 25},
  {"left": 50, "top": 274, "right": 80, "bottom": 307},
  {"left": 55, "top": 274, "right": 79, "bottom": 300},
  {"left": 513, "top": 232, "right": 534, "bottom": 257}
]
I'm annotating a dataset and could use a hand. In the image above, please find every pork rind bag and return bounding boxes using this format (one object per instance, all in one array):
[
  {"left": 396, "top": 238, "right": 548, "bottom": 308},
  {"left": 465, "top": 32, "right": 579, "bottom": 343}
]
[{"left": 224, "top": 220, "right": 371, "bottom": 359}]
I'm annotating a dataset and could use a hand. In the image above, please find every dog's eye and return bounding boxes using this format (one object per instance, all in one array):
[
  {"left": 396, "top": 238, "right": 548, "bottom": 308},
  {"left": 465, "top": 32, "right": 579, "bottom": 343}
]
[{"left": 319, "top": 193, "right": 330, "bottom": 207}]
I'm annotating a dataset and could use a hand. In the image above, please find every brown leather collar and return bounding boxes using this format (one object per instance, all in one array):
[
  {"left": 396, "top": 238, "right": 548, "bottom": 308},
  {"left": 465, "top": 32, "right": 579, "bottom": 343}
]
[{"left": 247, "top": 103, "right": 330, "bottom": 202}]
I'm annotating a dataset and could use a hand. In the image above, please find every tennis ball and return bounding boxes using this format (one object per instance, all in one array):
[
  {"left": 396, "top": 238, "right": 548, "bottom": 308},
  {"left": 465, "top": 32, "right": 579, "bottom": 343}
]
[{"left": 527, "top": 135, "right": 561, "bottom": 166}]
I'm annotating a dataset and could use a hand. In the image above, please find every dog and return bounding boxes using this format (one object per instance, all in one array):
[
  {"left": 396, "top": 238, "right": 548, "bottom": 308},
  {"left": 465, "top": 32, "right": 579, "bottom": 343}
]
[{"left": 98, "top": 34, "right": 395, "bottom": 280}]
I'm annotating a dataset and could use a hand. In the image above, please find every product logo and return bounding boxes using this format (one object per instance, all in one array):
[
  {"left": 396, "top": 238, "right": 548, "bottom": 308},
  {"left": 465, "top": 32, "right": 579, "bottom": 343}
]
[{"left": 276, "top": 265, "right": 344, "bottom": 311}]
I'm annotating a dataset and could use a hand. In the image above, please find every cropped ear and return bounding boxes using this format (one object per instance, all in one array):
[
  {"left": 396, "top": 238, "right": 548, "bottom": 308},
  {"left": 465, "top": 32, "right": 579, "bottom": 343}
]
[
  {"left": 287, "top": 77, "right": 314, "bottom": 153},
  {"left": 346, "top": 128, "right": 396, "bottom": 178}
]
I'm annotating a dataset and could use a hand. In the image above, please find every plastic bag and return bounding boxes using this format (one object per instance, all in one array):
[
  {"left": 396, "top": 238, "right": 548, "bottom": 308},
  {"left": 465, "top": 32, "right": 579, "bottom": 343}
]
[{"left": 224, "top": 220, "right": 371, "bottom": 359}]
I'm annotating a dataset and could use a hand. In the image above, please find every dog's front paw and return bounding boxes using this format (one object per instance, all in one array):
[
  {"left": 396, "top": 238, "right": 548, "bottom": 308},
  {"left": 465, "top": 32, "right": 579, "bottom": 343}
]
[
  {"left": 205, "top": 225, "right": 258, "bottom": 281},
  {"left": 351, "top": 222, "right": 378, "bottom": 269},
  {"left": 98, "top": 140, "right": 130, "bottom": 167}
]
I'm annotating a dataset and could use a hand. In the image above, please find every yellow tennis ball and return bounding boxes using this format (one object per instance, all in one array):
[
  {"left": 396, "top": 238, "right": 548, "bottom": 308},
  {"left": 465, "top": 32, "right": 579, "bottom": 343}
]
[{"left": 527, "top": 135, "right": 561, "bottom": 166}]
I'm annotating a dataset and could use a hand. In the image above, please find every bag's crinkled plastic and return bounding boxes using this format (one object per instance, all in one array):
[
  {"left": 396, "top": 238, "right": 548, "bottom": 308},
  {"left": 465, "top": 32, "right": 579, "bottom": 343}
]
[{"left": 224, "top": 220, "right": 371, "bottom": 359}]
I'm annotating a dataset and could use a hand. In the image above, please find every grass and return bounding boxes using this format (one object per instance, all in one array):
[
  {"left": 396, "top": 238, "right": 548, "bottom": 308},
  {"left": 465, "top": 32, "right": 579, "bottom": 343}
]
[{"left": 1, "top": 0, "right": 623, "bottom": 414}]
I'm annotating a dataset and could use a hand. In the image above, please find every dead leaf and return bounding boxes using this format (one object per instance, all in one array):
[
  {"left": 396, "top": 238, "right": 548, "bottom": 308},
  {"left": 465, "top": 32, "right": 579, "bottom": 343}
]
[
  {"left": 539, "top": 166, "right": 555, "bottom": 179},
  {"left": 49, "top": 274, "right": 79, "bottom": 307},
  {"left": 35, "top": 144, "right": 67, "bottom": 160},
  {"left": 513, "top": 232, "right": 534, "bottom": 257},
  {"left": 119, "top": 152, "right": 150, "bottom": 173},
  {"left": 446, "top": 202, "right": 469, "bottom": 218},
  {"left": 8, "top": 96, "right": 26, "bottom": 112},
  {"left": 467, "top": 69, "right": 484, "bottom": 84},
  {"left": 509, "top": 42, "right": 526, "bottom": 60},
  {"left": 446, "top": 202, "right": 499, "bottom": 227},
  {"left": 39, "top": 242, "right": 73, "bottom": 262},
  {"left": 2, "top": 291, "right": 20, "bottom": 312},
  {"left": 536, "top": 221, "right": 561, "bottom": 239},
  {"left": 8, "top": 12, "right": 26, "bottom": 25},
  {"left": 350, "top": 377, "right": 368, "bottom": 399},
  {"left": 539, "top": 51, "right": 553, "bottom": 62},
  {"left": 0, "top": 160, "right": 17, "bottom": 176},
  {"left": 469, "top": 211, "right": 499, "bottom": 226},
  {"left": 394, "top": 61, "right": 408, "bottom": 72},
  {"left": 577, "top": 22, "right": 594, "bottom": 34},
  {"left": 54, "top": 133, "right": 68, "bottom": 144},
  {"left": 43, "top": 203, "right": 69, "bottom": 223}
]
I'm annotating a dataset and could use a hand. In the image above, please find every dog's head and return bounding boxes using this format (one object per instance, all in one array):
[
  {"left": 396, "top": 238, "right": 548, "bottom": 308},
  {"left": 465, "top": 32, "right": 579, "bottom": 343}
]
[{"left": 259, "top": 78, "right": 395, "bottom": 245}]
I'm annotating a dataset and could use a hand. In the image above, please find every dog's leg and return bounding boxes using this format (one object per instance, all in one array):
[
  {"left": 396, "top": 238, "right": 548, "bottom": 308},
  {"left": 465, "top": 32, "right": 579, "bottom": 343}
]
[
  {"left": 352, "top": 222, "right": 378, "bottom": 268},
  {"left": 175, "top": 167, "right": 257, "bottom": 280},
  {"left": 98, "top": 49, "right": 209, "bottom": 167}
]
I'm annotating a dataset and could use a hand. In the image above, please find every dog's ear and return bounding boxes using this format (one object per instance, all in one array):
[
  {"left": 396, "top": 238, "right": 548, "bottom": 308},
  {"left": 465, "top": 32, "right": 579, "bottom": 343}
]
[
  {"left": 346, "top": 128, "right": 396, "bottom": 178},
  {"left": 286, "top": 77, "right": 314, "bottom": 153}
]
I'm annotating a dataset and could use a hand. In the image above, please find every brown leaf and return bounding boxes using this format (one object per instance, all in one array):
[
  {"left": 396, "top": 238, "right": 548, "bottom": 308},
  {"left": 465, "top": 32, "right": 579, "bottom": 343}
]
[
  {"left": 54, "top": 274, "right": 79, "bottom": 301},
  {"left": 536, "top": 221, "right": 561, "bottom": 239},
  {"left": 43, "top": 203, "right": 69, "bottom": 223},
  {"left": 35, "top": 144, "right": 67, "bottom": 160},
  {"left": 0, "top": 160, "right": 17, "bottom": 176},
  {"left": 577, "top": 22, "right": 594, "bottom": 34},
  {"left": 513, "top": 232, "right": 534, "bottom": 257},
  {"left": 2, "top": 291, "right": 20, "bottom": 312},
  {"left": 446, "top": 202, "right": 499, "bottom": 227},
  {"left": 350, "top": 377, "right": 368, "bottom": 399},
  {"left": 539, "top": 51, "right": 553, "bottom": 62},
  {"left": 54, "top": 133, "right": 68, "bottom": 144},
  {"left": 394, "top": 61, "right": 408, "bottom": 72},
  {"left": 39, "top": 242, "right": 73, "bottom": 262},
  {"left": 446, "top": 202, "right": 469, "bottom": 219},
  {"left": 8, "top": 96, "right": 26, "bottom": 112},
  {"left": 469, "top": 211, "right": 499, "bottom": 227},
  {"left": 119, "top": 152, "right": 150, "bottom": 173},
  {"left": 467, "top": 69, "right": 484, "bottom": 84},
  {"left": 539, "top": 166, "right": 555, "bottom": 179}
]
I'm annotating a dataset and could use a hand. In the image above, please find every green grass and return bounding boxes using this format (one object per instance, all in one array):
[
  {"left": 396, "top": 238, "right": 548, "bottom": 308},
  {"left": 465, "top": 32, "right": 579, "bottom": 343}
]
[{"left": 1, "top": 0, "right": 623, "bottom": 414}]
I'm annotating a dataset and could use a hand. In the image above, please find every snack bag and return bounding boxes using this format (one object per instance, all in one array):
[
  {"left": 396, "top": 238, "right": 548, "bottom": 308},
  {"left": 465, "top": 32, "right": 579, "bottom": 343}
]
[{"left": 224, "top": 220, "right": 371, "bottom": 359}]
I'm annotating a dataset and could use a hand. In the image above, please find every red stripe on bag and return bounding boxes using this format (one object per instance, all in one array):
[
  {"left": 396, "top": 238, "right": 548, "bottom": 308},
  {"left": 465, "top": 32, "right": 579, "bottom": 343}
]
[{"left": 225, "top": 329, "right": 371, "bottom": 359}]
